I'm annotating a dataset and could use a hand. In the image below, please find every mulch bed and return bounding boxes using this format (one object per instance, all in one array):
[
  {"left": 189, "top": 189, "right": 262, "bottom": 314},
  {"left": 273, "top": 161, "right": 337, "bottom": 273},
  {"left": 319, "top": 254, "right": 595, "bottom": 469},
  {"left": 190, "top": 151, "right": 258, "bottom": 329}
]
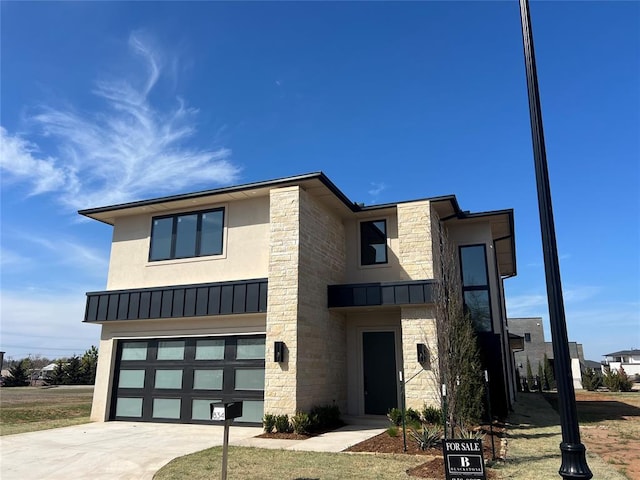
[
  {"left": 345, "top": 423, "right": 505, "bottom": 479},
  {"left": 256, "top": 422, "right": 505, "bottom": 479}
]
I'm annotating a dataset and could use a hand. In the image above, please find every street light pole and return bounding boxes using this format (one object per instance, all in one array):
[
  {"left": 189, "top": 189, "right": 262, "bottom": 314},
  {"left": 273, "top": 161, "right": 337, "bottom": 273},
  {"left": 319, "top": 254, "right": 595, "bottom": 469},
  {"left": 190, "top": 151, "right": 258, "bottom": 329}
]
[{"left": 517, "top": 0, "right": 592, "bottom": 478}]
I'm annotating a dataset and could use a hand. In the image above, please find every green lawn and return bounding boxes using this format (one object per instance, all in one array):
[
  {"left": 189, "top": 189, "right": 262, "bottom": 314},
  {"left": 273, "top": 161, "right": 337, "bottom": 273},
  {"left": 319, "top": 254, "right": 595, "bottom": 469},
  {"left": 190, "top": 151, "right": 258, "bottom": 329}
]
[
  {"left": 0, "top": 386, "right": 93, "bottom": 435},
  {"left": 155, "top": 446, "right": 429, "bottom": 480}
]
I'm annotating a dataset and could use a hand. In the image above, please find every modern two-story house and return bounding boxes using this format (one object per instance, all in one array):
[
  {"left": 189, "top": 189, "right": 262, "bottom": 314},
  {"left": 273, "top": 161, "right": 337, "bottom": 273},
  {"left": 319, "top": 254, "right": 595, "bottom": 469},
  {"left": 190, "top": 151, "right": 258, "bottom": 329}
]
[{"left": 81, "top": 172, "right": 518, "bottom": 425}]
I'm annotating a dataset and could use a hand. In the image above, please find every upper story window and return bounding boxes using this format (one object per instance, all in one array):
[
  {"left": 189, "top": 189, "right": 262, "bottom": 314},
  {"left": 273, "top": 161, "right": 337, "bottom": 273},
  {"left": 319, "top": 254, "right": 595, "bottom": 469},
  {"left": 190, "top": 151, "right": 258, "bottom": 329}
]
[
  {"left": 360, "top": 219, "right": 388, "bottom": 265},
  {"left": 524, "top": 333, "right": 531, "bottom": 342},
  {"left": 460, "top": 244, "right": 492, "bottom": 332},
  {"left": 149, "top": 208, "right": 224, "bottom": 261}
]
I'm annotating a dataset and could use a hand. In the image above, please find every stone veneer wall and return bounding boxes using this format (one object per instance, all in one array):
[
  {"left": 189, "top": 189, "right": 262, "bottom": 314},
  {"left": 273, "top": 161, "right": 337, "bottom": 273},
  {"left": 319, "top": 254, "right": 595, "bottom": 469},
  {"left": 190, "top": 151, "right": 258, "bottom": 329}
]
[
  {"left": 400, "top": 306, "right": 440, "bottom": 409},
  {"left": 296, "top": 188, "right": 347, "bottom": 412},
  {"left": 265, "top": 186, "right": 301, "bottom": 415},
  {"left": 265, "top": 186, "right": 347, "bottom": 415},
  {"left": 397, "top": 201, "right": 440, "bottom": 409}
]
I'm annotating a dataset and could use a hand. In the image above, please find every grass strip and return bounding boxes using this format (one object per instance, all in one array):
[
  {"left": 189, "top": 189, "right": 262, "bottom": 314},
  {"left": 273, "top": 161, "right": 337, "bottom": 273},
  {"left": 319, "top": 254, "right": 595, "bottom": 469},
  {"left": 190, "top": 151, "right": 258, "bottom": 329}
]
[{"left": 155, "top": 446, "right": 430, "bottom": 480}]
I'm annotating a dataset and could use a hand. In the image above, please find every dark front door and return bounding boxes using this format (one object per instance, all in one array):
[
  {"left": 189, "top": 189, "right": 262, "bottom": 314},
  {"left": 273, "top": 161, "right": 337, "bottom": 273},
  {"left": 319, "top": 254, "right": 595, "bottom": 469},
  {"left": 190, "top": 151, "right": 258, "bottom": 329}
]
[{"left": 362, "top": 331, "right": 397, "bottom": 415}]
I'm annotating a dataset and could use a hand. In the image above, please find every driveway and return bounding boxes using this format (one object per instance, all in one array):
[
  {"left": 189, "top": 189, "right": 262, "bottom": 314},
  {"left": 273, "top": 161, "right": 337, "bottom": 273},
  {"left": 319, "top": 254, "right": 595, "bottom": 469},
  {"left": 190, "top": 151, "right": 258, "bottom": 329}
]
[{"left": 0, "top": 422, "right": 261, "bottom": 480}]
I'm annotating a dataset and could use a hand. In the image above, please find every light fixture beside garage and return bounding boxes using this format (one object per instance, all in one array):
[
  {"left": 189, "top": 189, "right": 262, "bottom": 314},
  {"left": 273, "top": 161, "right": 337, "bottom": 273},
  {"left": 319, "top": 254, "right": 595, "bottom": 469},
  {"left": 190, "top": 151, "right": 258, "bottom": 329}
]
[{"left": 274, "top": 341, "right": 285, "bottom": 362}]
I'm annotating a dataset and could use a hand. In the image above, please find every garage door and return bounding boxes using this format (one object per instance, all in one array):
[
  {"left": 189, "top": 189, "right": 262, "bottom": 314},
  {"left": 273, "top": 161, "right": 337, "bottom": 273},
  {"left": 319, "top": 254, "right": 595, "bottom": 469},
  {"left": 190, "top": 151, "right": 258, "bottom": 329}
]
[{"left": 110, "top": 335, "right": 265, "bottom": 424}]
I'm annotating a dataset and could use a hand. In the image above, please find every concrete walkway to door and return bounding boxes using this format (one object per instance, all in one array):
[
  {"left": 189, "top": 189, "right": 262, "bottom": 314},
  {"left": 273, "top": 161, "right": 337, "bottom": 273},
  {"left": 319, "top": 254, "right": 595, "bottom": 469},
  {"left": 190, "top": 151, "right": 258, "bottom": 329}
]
[{"left": 0, "top": 418, "right": 387, "bottom": 480}]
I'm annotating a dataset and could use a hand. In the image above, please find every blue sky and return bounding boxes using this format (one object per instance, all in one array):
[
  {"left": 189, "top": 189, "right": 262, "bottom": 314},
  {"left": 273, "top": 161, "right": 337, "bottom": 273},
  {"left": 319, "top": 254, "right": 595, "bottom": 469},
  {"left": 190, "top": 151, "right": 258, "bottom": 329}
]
[{"left": 1, "top": 1, "right": 638, "bottom": 363}]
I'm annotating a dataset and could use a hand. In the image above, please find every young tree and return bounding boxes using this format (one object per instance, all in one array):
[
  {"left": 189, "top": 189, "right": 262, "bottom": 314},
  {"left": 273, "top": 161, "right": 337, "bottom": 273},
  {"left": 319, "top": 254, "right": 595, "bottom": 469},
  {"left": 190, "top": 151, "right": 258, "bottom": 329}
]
[
  {"left": 81, "top": 346, "right": 99, "bottom": 384},
  {"left": 581, "top": 367, "right": 602, "bottom": 391},
  {"left": 424, "top": 227, "right": 485, "bottom": 434},
  {"left": 4, "top": 359, "right": 30, "bottom": 387},
  {"left": 537, "top": 362, "right": 544, "bottom": 391},
  {"left": 617, "top": 367, "right": 633, "bottom": 392},
  {"left": 50, "top": 359, "right": 67, "bottom": 385},
  {"left": 526, "top": 357, "right": 534, "bottom": 392},
  {"left": 64, "top": 355, "right": 83, "bottom": 385},
  {"left": 543, "top": 353, "right": 554, "bottom": 390}
]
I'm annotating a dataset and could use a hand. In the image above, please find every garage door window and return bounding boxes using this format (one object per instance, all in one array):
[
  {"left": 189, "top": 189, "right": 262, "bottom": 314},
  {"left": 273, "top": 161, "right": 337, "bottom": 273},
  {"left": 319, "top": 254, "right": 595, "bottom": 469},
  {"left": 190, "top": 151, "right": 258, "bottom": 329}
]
[
  {"left": 235, "top": 369, "right": 265, "bottom": 390},
  {"left": 155, "top": 370, "right": 183, "bottom": 389},
  {"left": 192, "top": 399, "right": 221, "bottom": 420},
  {"left": 115, "top": 398, "right": 143, "bottom": 417},
  {"left": 193, "top": 369, "right": 223, "bottom": 390},
  {"left": 118, "top": 370, "right": 145, "bottom": 388},
  {"left": 121, "top": 343, "right": 147, "bottom": 361},
  {"left": 237, "top": 400, "right": 264, "bottom": 423},
  {"left": 237, "top": 338, "right": 265, "bottom": 359},
  {"left": 195, "top": 339, "right": 225, "bottom": 360},
  {"left": 153, "top": 398, "right": 181, "bottom": 419},
  {"left": 157, "top": 340, "right": 185, "bottom": 360}
]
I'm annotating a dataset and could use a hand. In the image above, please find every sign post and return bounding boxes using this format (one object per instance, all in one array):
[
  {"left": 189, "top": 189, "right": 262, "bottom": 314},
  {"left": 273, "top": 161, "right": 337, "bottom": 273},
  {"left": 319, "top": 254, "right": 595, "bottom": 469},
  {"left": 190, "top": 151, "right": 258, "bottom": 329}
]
[
  {"left": 443, "top": 439, "right": 486, "bottom": 480},
  {"left": 211, "top": 401, "right": 243, "bottom": 480}
]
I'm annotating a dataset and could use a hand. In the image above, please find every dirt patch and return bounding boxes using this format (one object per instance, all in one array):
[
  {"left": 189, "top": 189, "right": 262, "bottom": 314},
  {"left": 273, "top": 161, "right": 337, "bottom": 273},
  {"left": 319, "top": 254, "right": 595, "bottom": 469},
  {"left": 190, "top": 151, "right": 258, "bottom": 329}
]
[{"left": 570, "top": 390, "right": 640, "bottom": 480}]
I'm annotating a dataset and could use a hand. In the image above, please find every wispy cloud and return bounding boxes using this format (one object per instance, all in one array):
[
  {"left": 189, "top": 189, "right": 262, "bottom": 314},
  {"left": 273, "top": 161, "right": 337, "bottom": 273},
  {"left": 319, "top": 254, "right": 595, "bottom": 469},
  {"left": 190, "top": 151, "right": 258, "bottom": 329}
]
[
  {"left": 368, "top": 181, "right": 386, "bottom": 203},
  {"left": 0, "top": 32, "right": 241, "bottom": 210},
  {"left": 506, "top": 284, "right": 602, "bottom": 318}
]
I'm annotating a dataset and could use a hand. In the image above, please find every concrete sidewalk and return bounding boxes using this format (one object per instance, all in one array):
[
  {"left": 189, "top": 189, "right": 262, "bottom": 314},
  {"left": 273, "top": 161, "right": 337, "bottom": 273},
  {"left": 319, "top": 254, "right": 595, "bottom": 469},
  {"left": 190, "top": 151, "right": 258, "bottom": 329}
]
[{"left": 0, "top": 418, "right": 387, "bottom": 480}]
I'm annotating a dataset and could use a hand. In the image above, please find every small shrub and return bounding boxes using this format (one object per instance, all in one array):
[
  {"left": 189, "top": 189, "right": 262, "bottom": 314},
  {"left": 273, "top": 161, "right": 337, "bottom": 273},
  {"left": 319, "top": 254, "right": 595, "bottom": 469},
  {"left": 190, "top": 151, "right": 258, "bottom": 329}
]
[
  {"left": 291, "top": 412, "right": 312, "bottom": 435},
  {"left": 274, "top": 414, "right": 291, "bottom": 433},
  {"left": 457, "top": 423, "right": 485, "bottom": 441},
  {"left": 387, "top": 407, "right": 421, "bottom": 428},
  {"left": 406, "top": 408, "right": 421, "bottom": 423},
  {"left": 422, "top": 405, "right": 443, "bottom": 426},
  {"left": 602, "top": 367, "right": 632, "bottom": 392},
  {"left": 386, "top": 426, "right": 399, "bottom": 437},
  {"left": 618, "top": 367, "right": 633, "bottom": 392},
  {"left": 309, "top": 404, "right": 342, "bottom": 431},
  {"left": 581, "top": 368, "right": 602, "bottom": 391},
  {"left": 263, "top": 413, "right": 276, "bottom": 433},
  {"left": 410, "top": 425, "right": 442, "bottom": 450},
  {"left": 387, "top": 408, "right": 403, "bottom": 426}
]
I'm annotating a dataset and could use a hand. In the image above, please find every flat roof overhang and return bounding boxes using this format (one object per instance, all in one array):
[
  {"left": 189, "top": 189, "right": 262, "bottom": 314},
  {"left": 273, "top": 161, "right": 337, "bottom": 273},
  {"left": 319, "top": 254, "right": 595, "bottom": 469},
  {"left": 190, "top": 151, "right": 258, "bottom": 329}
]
[
  {"left": 328, "top": 280, "right": 437, "bottom": 309},
  {"left": 84, "top": 279, "right": 267, "bottom": 323}
]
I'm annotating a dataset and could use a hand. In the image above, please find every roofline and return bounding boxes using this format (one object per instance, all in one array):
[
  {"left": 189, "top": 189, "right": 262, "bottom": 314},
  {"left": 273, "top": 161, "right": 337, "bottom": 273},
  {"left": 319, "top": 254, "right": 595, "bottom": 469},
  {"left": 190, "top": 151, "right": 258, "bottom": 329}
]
[
  {"left": 603, "top": 349, "right": 640, "bottom": 356},
  {"left": 78, "top": 172, "right": 476, "bottom": 221},
  {"left": 78, "top": 172, "right": 345, "bottom": 217}
]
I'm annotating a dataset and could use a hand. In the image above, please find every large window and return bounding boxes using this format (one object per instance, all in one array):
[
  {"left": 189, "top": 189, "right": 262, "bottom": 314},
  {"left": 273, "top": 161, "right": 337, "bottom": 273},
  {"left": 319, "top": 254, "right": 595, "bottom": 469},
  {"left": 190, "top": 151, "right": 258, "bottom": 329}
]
[
  {"left": 149, "top": 208, "right": 224, "bottom": 261},
  {"left": 360, "top": 220, "right": 388, "bottom": 265},
  {"left": 460, "top": 244, "right": 492, "bottom": 332}
]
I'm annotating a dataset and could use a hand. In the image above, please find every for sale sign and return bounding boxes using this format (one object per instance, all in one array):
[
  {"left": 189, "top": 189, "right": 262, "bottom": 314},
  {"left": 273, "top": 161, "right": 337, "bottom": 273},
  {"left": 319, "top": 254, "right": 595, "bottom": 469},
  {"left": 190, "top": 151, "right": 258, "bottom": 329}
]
[{"left": 443, "top": 439, "right": 486, "bottom": 480}]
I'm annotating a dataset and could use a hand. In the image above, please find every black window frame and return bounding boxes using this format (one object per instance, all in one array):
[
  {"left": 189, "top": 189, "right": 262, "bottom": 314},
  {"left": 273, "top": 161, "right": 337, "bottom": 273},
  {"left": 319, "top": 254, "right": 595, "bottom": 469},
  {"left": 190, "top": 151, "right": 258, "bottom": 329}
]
[
  {"left": 524, "top": 332, "right": 531, "bottom": 342},
  {"left": 149, "top": 207, "right": 225, "bottom": 262},
  {"left": 459, "top": 244, "right": 493, "bottom": 333},
  {"left": 360, "top": 219, "right": 388, "bottom": 266}
]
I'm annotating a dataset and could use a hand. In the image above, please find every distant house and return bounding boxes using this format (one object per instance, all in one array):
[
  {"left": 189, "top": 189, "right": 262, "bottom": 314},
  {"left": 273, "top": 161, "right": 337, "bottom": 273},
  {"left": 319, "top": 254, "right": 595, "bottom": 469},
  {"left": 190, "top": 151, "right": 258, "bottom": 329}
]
[
  {"left": 508, "top": 317, "right": 585, "bottom": 390},
  {"left": 602, "top": 350, "right": 640, "bottom": 377}
]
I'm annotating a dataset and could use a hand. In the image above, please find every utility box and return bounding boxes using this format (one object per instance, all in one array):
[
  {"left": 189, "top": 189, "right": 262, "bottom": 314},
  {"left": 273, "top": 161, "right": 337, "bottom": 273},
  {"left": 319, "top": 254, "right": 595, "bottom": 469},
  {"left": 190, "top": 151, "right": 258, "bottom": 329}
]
[{"left": 210, "top": 401, "right": 243, "bottom": 422}]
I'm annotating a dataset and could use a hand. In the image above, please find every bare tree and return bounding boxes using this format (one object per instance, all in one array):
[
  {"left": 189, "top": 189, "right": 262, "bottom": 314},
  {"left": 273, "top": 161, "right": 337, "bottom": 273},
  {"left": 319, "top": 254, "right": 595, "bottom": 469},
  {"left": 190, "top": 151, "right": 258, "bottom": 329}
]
[{"left": 422, "top": 225, "right": 484, "bottom": 435}]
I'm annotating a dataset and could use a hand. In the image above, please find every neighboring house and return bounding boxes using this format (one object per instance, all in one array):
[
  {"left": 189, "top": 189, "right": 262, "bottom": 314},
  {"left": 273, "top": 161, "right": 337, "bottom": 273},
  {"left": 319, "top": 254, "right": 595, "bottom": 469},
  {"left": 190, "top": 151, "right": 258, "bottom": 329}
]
[
  {"left": 602, "top": 350, "right": 640, "bottom": 377},
  {"left": 508, "top": 317, "right": 585, "bottom": 390},
  {"left": 80, "top": 172, "right": 519, "bottom": 425}
]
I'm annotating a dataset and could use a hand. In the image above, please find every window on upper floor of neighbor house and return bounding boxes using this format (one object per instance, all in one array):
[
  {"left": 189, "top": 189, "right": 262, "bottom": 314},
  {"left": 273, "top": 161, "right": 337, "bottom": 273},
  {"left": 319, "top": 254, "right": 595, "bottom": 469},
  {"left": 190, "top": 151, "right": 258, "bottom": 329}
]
[
  {"left": 524, "top": 333, "right": 531, "bottom": 342},
  {"left": 459, "top": 244, "right": 492, "bottom": 332},
  {"left": 149, "top": 208, "right": 224, "bottom": 261},
  {"left": 360, "top": 219, "right": 388, "bottom": 266}
]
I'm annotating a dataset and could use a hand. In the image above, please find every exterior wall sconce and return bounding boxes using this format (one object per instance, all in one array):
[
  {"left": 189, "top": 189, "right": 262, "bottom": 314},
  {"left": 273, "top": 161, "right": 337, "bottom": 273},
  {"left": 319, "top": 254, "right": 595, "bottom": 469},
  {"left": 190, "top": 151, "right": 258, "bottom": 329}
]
[
  {"left": 417, "top": 343, "right": 428, "bottom": 364},
  {"left": 274, "top": 341, "right": 285, "bottom": 362}
]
